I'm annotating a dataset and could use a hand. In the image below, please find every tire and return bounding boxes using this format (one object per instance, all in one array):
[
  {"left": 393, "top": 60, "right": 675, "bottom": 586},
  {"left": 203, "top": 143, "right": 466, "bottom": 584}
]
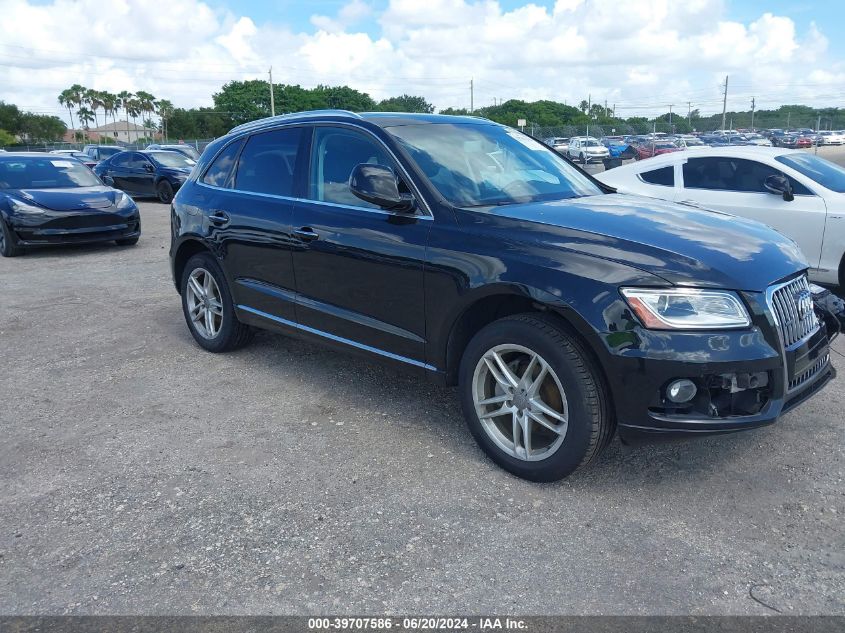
[
  {"left": 115, "top": 236, "right": 139, "bottom": 246},
  {"left": 458, "top": 313, "right": 613, "bottom": 482},
  {"left": 579, "top": 152, "right": 587, "bottom": 165},
  {"left": 157, "top": 180, "right": 174, "bottom": 204},
  {"left": 180, "top": 252, "right": 253, "bottom": 353},
  {"left": 838, "top": 255, "right": 845, "bottom": 290},
  {"left": 0, "top": 217, "right": 23, "bottom": 257}
]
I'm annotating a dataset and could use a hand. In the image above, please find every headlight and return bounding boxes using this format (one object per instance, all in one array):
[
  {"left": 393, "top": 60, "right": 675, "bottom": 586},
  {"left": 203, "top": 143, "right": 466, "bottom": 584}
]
[
  {"left": 621, "top": 288, "right": 751, "bottom": 330},
  {"left": 115, "top": 191, "right": 136, "bottom": 210},
  {"left": 9, "top": 198, "right": 46, "bottom": 215}
]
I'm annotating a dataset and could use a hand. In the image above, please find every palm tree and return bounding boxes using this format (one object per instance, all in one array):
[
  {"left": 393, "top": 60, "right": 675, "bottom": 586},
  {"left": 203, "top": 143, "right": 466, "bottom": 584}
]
[
  {"left": 127, "top": 98, "right": 141, "bottom": 143},
  {"left": 116, "top": 90, "right": 133, "bottom": 143},
  {"left": 143, "top": 118, "right": 157, "bottom": 142},
  {"left": 101, "top": 91, "right": 118, "bottom": 140},
  {"left": 157, "top": 99, "right": 173, "bottom": 142},
  {"left": 86, "top": 89, "right": 105, "bottom": 130},
  {"left": 135, "top": 91, "right": 156, "bottom": 140},
  {"left": 77, "top": 107, "right": 94, "bottom": 141},
  {"left": 58, "top": 89, "right": 76, "bottom": 140}
]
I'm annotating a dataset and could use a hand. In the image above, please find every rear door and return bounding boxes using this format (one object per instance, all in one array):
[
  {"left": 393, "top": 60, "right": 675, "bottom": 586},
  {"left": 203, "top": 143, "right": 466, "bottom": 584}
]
[
  {"left": 288, "top": 124, "right": 431, "bottom": 364},
  {"left": 197, "top": 127, "right": 306, "bottom": 323},
  {"left": 674, "top": 156, "right": 827, "bottom": 267},
  {"left": 107, "top": 153, "right": 135, "bottom": 192}
]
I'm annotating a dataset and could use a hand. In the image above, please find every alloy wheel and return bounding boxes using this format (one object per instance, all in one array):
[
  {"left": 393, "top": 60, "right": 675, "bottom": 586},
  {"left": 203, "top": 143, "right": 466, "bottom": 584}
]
[
  {"left": 471, "top": 344, "right": 569, "bottom": 462},
  {"left": 185, "top": 267, "right": 224, "bottom": 339}
]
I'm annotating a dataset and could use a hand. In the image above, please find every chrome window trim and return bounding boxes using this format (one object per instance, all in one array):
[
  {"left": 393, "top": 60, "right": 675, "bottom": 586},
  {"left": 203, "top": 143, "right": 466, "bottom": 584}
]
[{"left": 195, "top": 181, "right": 433, "bottom": 221}]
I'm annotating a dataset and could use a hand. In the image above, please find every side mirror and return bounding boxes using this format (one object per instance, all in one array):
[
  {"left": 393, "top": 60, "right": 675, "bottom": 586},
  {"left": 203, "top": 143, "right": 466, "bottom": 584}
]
[
  {"left": 764, "top": 174, "right": 794, "bottom": 201},
  {"left": 349, "top": 163, "right": 414, "bottom": 212},
  {"left": 101, "top": 175, "right": 114, "bottom": 186}
]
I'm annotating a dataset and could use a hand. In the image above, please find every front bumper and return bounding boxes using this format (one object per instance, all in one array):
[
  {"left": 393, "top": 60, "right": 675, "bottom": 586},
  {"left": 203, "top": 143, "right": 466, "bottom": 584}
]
[
  {"left": 8, "top": 209, "right": 141, "bottom": 247},
  {"left": 603, "top": 293, "right": 838, "bottom": 443}
]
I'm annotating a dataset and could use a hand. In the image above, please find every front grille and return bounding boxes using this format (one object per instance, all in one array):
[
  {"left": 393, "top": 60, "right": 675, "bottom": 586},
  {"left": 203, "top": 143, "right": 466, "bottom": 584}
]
[
  {"left": 768, "top": 275, "right": 819, "bottom": 347},
  {"left": 789, "top": 352, "right": 830, "bottom": 391}
]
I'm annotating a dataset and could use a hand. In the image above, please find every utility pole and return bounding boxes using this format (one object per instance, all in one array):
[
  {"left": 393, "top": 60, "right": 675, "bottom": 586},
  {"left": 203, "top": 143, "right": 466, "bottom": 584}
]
[
  {"left": 787, "top": 111, "right": 791, "bottom": 129},
  {"left": 269, "top": 67, "right": 275, "bottom": 117},
  {"left": 816, "top": 114, "right": 821, "bottom": 155},
  {"left": 720, "top": 75, "right": 728, "bottom": 131},
  {"left": 612, "top": 103, "right": 616, "bottom": 118},
  {"left": 604, "top": 99, "right": 608, "bottom": 116},
  {"left": 687, "top": 102, "right": 692, "bottom": 128},
  {"left": 750, "top": 97, "right": 755, "bottom": 131},
  {"left": 470, "top": 78, "right": 474, "bottom": 114},
  {"left": 669, "top": 104, "right": 673, "bottom": 133}
]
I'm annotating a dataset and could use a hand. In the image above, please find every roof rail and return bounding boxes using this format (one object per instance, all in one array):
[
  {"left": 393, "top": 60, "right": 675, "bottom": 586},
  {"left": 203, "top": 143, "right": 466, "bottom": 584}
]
[{"left": 228, "top": 109, "right": 363, "bottom": 134}]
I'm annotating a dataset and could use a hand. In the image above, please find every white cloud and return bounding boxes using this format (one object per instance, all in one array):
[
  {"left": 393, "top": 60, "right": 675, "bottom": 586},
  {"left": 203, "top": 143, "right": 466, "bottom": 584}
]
[{"left": 0, "top": 0, "right": 841, "bottom": 125}]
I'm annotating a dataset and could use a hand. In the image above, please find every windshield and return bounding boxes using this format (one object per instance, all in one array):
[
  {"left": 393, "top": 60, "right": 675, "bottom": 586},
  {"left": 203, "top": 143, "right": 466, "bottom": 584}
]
[
  {"left": 654, "top": 142, "right": 677, "bottom": 149},
  {"left": 0, "top": 156, "right": 101, "bottom": 189},
  {"left": 776, "top": 153, "right": 845, "bottom": 193},
  {"left": 149, "top": 151, "right": 196, "bottom": 169},
  {"left": 387, "top": 123, "right": 602, "bottom": 207},
  {"left": 99, "top": 147, "right": 123, "bottom": 157}
]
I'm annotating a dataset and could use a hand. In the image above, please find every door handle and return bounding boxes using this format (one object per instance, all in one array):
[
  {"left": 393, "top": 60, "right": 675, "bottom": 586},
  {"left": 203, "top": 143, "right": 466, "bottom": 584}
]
[
  {"left": 294, "top": 227, "right": 320, "bottom": 242},
  {"left": 208, "top": 210, "right": 230, "bottom": 225}
]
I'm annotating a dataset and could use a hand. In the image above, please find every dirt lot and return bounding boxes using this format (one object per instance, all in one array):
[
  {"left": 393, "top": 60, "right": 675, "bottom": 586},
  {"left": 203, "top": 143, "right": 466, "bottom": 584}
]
[{"left": 1, "top": 197, "right": 843, "bottom": 615}]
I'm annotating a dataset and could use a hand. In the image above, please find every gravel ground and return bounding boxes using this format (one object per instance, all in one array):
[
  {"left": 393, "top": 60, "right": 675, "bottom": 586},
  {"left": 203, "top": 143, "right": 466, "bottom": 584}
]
[{"left": 0, "top": 200, "right": 843, "bottom": 616}]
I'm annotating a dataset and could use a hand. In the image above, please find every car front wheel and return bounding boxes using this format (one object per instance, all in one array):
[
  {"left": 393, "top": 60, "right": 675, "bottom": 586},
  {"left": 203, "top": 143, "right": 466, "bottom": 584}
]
[
  {"left": 0, "top": 218, "right": 23, "bottom": 257},
  {"left": 180, "top": 252, "right": 253, "bottom": 352},
  {"left": 459, "top": 313, "right": 613, "bottom": 482}
]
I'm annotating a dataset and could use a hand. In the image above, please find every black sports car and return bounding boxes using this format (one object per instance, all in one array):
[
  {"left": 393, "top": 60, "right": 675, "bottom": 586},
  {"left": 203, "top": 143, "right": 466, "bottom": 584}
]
[
  {"left": 0, "top": 153, "right": 141, "bottom": 257},
  {"left": 94, "top": 150, "right": 196, "bottom": 203}
]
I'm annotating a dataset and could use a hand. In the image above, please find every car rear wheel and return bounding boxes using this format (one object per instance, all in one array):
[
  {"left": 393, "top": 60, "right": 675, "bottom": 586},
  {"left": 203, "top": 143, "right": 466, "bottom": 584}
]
[
  {"left": 180, "top": 252, "right": 253, "bottom": 352},
  {"left": 157, "top": 180, "right": 174, "bottom": 204},
  {"left": 0, "top": 218, "right": 23, "bottom": 257},
  {"left": 459, "top": 313, "right": 613, "bottom": 482}
]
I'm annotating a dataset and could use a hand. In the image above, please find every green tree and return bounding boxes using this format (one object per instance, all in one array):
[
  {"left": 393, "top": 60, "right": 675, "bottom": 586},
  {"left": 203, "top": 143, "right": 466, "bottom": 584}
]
[
  {"left": 0, "top": 101, "right": 23, "bottom": 133},
  {"left": 18, "top": 113, "right": 66, "bottom": 142},
  {"left": 0, "top": 129, "right": 16, "bottom": 146},
  {"left": 376, "top": 94, "right": 434, "bottom": 113}
]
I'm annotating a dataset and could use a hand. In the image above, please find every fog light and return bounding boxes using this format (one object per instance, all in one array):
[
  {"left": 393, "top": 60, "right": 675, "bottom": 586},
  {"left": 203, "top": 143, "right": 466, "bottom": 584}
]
[{"left": 667, "top": 379, "right": 697, "bottom": 403}]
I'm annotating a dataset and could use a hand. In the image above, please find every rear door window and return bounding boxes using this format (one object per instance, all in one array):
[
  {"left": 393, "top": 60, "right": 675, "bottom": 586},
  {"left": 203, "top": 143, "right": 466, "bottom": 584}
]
[{"left": 235, "top": 128, "right": 303, "bottom": 197}]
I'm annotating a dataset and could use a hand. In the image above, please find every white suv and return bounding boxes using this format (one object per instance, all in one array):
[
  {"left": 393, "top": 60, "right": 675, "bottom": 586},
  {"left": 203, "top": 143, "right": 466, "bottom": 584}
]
[{"left": 568, "top": 137, "right": 610, "bottom": 164}]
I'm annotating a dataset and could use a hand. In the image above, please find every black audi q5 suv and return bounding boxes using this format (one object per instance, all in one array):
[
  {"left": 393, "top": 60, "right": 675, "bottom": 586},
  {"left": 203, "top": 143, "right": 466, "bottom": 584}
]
[{"left": 169, "top": 110, "right": 841, "bottom": 481}]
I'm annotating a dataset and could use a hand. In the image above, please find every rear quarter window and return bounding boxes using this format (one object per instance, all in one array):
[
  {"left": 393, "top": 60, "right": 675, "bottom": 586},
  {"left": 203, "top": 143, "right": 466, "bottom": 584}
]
[
  {"left": 639, "top": 166, "right": 674, "bottom": 186},
  {"left": 201, "top": 139, "right": 244, "bottom": 188}
]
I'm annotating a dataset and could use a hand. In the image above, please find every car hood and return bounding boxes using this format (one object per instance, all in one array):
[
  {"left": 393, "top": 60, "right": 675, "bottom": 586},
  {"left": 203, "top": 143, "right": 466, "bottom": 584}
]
[
  {"left": 10, "top": 186, "right": 118, "bottom": 211},
  {"left": 468, "top": 193, "right": 807, "bottom": 292}
]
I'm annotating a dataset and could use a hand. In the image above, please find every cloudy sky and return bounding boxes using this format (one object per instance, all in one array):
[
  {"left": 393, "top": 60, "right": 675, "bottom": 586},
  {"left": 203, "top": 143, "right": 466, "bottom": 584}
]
[{"left": 1, "top": 0, "right": 843, "bottom": 124}]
